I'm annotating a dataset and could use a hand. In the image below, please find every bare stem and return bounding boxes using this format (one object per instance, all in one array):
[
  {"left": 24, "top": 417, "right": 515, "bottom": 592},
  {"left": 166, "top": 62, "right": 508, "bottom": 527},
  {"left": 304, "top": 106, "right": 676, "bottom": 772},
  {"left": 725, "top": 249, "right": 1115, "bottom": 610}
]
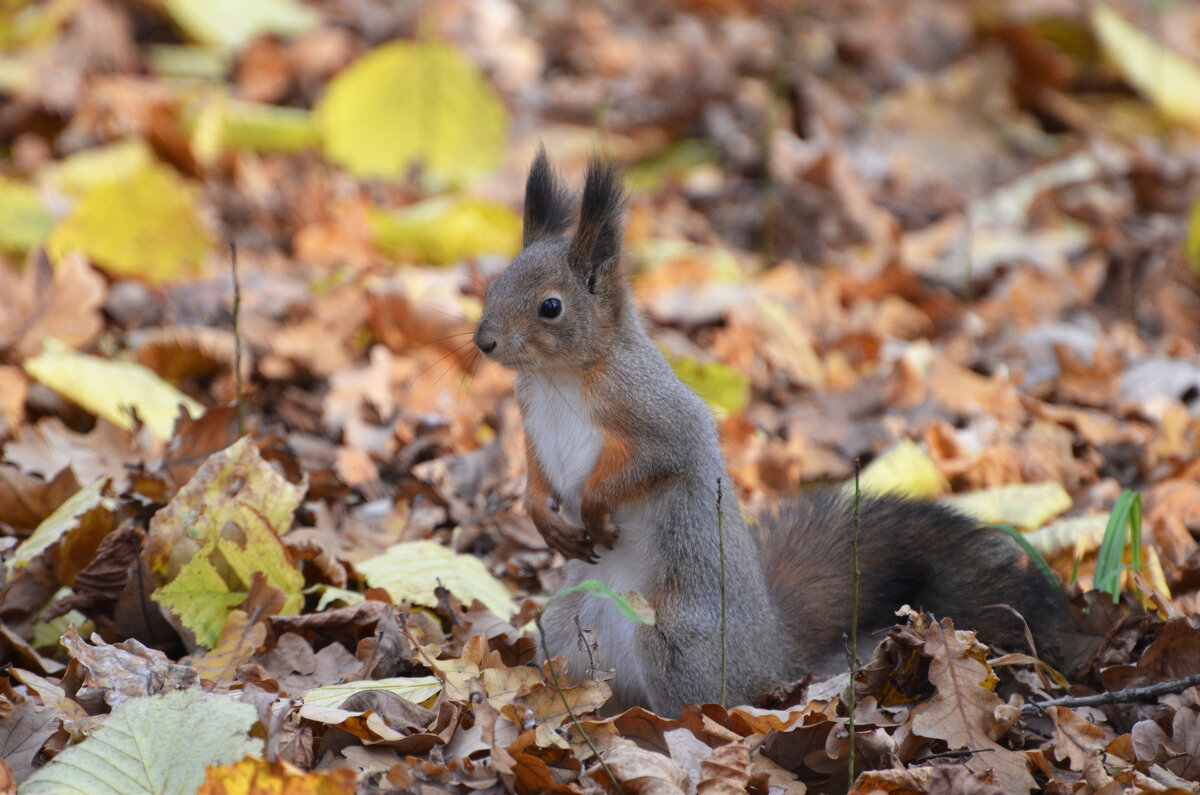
[
  {"left": 718, "top": 477, "right": 727, "bottom": 709},
  {"left": 229, "top": 241, "right": 244, "bottom": 438},
  {"left": 536, "top": 615, "right": 623, "bottom": 795},
  {"left": 847, "top": 458, "right": 862, "bottom": 790}
]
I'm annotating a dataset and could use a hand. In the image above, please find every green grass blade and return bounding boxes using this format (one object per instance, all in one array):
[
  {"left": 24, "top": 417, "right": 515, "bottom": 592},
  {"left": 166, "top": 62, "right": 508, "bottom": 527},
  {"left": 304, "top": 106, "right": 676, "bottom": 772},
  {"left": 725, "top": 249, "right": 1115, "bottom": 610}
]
[
  {"left": 546, "top": 579, "right": 656, "bottom": 625},
  {"left": 988, "top": 524, "right": 1060, "bottom": 589}
]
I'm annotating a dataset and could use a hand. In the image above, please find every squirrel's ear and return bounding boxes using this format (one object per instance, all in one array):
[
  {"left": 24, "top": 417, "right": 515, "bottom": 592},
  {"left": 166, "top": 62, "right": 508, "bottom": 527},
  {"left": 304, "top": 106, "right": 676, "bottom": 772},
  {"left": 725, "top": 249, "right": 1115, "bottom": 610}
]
[
  {"left": 568, "top": 157, "right": 626, "bottom": 292},
  {"left": 524, "top": 146, "right": 572, "bottom": 246}
]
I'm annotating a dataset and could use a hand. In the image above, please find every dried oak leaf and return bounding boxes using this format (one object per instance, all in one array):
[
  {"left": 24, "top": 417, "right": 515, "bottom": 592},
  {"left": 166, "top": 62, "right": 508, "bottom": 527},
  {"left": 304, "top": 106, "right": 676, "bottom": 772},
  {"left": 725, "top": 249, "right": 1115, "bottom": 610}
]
[
  {"left": 909, "top": 619, "right": 1037, "bottom": 793},
  {"left": 3, "top": 418, "right": 141, "bottom": 497},
  {"left": 0, "top": 251, "right": 104, "bottom": 364},
  {"left": 1131, "top": 706, "right": 1200, "bottom": 780},
  {"left": 1048, "top": 705, "right": 1113, "bottom": 772}
]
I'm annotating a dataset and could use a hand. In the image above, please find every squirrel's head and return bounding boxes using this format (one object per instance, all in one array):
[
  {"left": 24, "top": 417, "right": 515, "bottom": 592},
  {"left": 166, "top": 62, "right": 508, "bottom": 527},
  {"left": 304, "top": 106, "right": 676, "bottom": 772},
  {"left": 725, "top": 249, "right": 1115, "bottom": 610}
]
[{"left": 474, "top": 148, "right": 628, "bottom": 373}]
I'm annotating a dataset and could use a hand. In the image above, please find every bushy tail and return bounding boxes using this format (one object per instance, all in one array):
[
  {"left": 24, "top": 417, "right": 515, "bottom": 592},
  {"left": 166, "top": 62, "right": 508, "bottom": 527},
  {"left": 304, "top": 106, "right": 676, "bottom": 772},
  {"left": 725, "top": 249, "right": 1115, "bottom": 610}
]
[{"left": 753, "top": 491, "right": 1102, "bottom": 677}]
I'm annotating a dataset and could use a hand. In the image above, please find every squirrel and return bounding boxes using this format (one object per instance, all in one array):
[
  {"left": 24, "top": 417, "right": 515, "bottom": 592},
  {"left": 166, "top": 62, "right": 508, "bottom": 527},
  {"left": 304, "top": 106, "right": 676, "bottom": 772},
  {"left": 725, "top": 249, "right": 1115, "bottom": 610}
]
[{"left": 473, "top": 149, "right": 1096, "bottom": 715}]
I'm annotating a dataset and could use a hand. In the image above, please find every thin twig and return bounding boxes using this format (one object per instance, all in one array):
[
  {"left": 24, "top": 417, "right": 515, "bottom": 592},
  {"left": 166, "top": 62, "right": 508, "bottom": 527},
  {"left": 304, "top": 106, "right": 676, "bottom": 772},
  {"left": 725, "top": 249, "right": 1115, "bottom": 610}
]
[
  {"left": 718, "top": 477, "right": 727, "bottom": 709},
  {"left": 229, "top": 240, "right": 244, "bottom": 439},
  {"left": 847, "top": 458, "right": 862, "bottom": 790},
  {"left": 574, "top": 615, "right": 598, "bottom": 676},
  {"left": 1027, "top": 673, "right": 1200, "bottom": 712},
  {"left": 536, "top": 615, "right": 623, "bottom": 795}
]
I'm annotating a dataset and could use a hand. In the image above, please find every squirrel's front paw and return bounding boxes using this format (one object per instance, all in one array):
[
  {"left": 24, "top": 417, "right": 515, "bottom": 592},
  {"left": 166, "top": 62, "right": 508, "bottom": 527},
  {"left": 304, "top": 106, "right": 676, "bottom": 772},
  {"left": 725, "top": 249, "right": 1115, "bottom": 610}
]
[
  {"left": 582, "top": 507, "right": 620, "bottom": 551},
  {"left": 533, "top": 499, "right": 599, "bottom": 563}
]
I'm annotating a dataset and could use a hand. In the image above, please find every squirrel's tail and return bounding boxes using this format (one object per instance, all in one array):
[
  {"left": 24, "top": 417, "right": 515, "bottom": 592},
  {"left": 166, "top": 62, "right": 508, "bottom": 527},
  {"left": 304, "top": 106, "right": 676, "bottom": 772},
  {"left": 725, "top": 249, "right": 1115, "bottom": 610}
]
[{"left": 754, "top": 491, "right": 1103, "bottom": 677}]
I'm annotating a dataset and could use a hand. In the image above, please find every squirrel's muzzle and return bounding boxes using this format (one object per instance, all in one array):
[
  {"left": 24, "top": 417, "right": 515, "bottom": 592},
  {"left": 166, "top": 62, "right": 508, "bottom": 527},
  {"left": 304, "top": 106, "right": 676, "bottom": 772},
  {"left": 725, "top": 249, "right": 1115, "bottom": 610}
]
[{"left": 473, "top": 320, "right": 498, "bottom": 355}]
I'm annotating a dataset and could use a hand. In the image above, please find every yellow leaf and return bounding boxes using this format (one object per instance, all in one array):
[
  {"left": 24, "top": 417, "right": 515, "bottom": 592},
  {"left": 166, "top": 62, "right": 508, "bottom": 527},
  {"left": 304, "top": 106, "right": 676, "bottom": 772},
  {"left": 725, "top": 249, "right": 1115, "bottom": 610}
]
[
  {"left": 0, "top": 177, "right": 53, "bottom": 252},
  {"left": 164, "top": 0, "right": 320, "bottom": 53},
  {"left": 943, "top": 483, "right": 1073, "bottom": 530},
  {"left": 664, "top": 352, "right": 749, "bottom": 417},
  {"left": 8, "top": 476, "right": 113, "bottom": 574},
  {"left": 1186, "top": 197, "right": 1200, "bottom": 278},
  {"left": 47, "top": 160, "right": 212, "bottom": 283},
  {"left": 191, "top": 611, "right": 267, "bottom": 686},
  {"left": 145, "top": 437, "right": 305, "bottom": 580},
  {"left": 300, "top": 677, "right": 442, "bottom": 708},
  {"left": 369, "top": 197, "right": 521, "bottom": 265},
  {"left": 318, "top": 41, "right": 508, "bottom": 186},
  {"left": 357, "top": 540, "right": 514, "bottom": 620},
  {"left": 50, "top": 139, "right": 155, "bottom": 197},
  {"left": 147, "top": 439, "right": 305, "bottom": 647},
  {"left": 1024, "top": 513, "right": 1110, "bottom": 559},
  {"left": 853, "top": 439, "right": 948, "bottom": 499},
  {"left": 190, "top": 95, "right": 319, "bottom": 166},
  {"left": 1092, "top": 3, "right": 1200, "bottom": 129},
  {"left": 199, "top": 758, "right": 356, "bottom": 795},
  {"left": 199, "top": 763, "right": 350, "bottom": 795},
  {"left": 152, "top": 518, "right": 304, "bottom": 649},
  {"left": 23, "top": 340, "right": 202, "bottom": 441}
]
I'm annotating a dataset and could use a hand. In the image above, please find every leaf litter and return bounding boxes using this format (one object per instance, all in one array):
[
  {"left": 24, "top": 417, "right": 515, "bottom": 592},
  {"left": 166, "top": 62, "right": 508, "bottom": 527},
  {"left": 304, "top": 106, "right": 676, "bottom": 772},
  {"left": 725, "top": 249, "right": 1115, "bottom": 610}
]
[{"left": 0, "top": 0, "right": 1198, "bottom": 793}]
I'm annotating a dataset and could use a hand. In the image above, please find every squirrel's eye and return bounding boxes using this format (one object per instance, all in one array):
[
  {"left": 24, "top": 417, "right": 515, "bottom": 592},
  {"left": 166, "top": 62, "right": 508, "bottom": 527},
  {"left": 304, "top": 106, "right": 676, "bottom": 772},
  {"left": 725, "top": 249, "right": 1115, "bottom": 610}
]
[{"left": 538, "top": 297, "right": 562, "bottom": 319}]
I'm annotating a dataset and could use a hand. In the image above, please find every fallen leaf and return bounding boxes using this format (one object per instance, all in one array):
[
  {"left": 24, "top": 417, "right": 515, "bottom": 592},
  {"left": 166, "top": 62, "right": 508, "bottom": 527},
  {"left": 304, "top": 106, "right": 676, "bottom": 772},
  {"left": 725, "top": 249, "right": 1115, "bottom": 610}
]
[
  {"left": 190, "top": 610, "right": 268, "bottom": 686},
  {"left": 0, "top": 701, "right": 59, "bottom": 784},
  {"left": 0, "top": 251, "right": 105, "bottom": 363},
  {"left": 164, "top": 0, "right": 320, "bottom": 52},
  {"left": 145, "top": 436, "right": 303, "bottom": 581},
  {"left": 19, "top": 689, "right": 260, "bottom": 795},
  {"left": 910, "top": 620, "right": 1036, "bottom": 793},
  {"left": 369, "top": 197, "right": 521, "bottom": 265},
  {"left": 1092, "top": 3, "right": 1200, "bottom": 129},
  {"left": 60, "top": 626, "right": 199, "bottom": 708},
  {"left": 943, "top": 482, "right": 1073, "bottom": 530},
  {"left": 23, "top": 339, "right": 203, "bottom": 441},
  {"left": 317, "top": 41, "right": 507, "bottom": 186},
  {"left": 198, "top": 757, "right": 355, "bottom": 795},
  {"left": 7, "top": 475, "right": 114, "bottom": 580},
  {"left": 357, "top": 540, "right": 515, "bottom": 620},
  {"left": 47, "top": 159, "right": 212, "bottom": 283},
  {"left": 301, "top": 677, "right": 442, "bottom": 709}
]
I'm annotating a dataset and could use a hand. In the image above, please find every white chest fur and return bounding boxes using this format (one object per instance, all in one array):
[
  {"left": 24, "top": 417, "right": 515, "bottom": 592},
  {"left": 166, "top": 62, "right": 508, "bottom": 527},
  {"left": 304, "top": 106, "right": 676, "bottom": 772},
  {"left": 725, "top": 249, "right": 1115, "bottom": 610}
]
[{"left": 518, "top": 373, "right": 604, "bottom": 519}]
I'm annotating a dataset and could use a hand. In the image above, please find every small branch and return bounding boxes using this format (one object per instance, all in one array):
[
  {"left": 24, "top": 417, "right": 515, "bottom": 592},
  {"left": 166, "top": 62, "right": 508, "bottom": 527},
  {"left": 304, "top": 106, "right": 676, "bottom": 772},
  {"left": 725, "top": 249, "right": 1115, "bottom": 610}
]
[
  {"left": 847, "top": 458, "right": 862, "bottom": 789},
  {"left": 1027, "top": 673, "right": 1200, "bottom": 712},
  {"left": 717, "top": 477, "right": 727, "bottom": 710},
  {"left": 574, "top": 615, "right": 599, "bottom": 677},
  {"left": 536, "top": 615, "right": 623, "bottom": 795},
  {"left": 229, "top": 240, "right": 245, "bottom": 439}
]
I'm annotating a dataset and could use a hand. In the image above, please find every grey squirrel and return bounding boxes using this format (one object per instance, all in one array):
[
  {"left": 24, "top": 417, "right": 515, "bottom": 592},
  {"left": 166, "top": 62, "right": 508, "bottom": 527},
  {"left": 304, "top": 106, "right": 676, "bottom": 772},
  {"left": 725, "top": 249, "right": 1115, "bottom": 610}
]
[{"left": 473, "top": 150, "right": 1095, "bottom": 715}]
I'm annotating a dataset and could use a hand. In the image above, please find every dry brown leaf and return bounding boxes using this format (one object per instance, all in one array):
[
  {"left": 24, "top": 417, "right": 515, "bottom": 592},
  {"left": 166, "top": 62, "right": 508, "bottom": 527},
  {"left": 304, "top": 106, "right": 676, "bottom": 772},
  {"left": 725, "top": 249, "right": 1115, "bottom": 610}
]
[
  {"left": 0, "top": 252, "right": 105, "bottom": 364},
  {"left": 190, "top": 610, "right": 268, "bottom": 686},
  {"left": 909, "top": 620, "right": 1036, "bottom": 793},
  {"left": 60, "top": 626, "right": 198, "bottom": 708},
  {"left": 1048, "top": 706, "right": 1112, "bottom": 772},
  {"left": 3, "top": 417, "right": 141, "bottom": 491},
  {"left": 595, "top": 737, "right": 689, "bottom": 794},
  {"left": 0, "top": 701, "right": 59, "bottom": 784},
  {"left": 697, "top": 740, "right": 753, "bottom": 793}
]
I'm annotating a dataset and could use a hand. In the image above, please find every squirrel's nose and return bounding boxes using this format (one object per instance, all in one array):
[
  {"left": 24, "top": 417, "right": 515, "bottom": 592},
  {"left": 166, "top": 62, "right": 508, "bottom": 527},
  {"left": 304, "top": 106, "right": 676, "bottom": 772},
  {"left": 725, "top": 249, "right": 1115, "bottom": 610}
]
[{"left": 474, "top": 325, "right": 497, "bottom": 354}]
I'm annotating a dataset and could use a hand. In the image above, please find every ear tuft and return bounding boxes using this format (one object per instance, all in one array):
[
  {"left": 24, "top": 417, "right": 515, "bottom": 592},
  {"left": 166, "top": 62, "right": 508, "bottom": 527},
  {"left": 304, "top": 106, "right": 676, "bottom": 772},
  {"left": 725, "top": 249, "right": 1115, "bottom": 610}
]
[
  {"left": 568, "top": 156, "right": 626, "bottom": 284},
  {"left": 523, "top": 146, "right": 573, "bottom": 246}
]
